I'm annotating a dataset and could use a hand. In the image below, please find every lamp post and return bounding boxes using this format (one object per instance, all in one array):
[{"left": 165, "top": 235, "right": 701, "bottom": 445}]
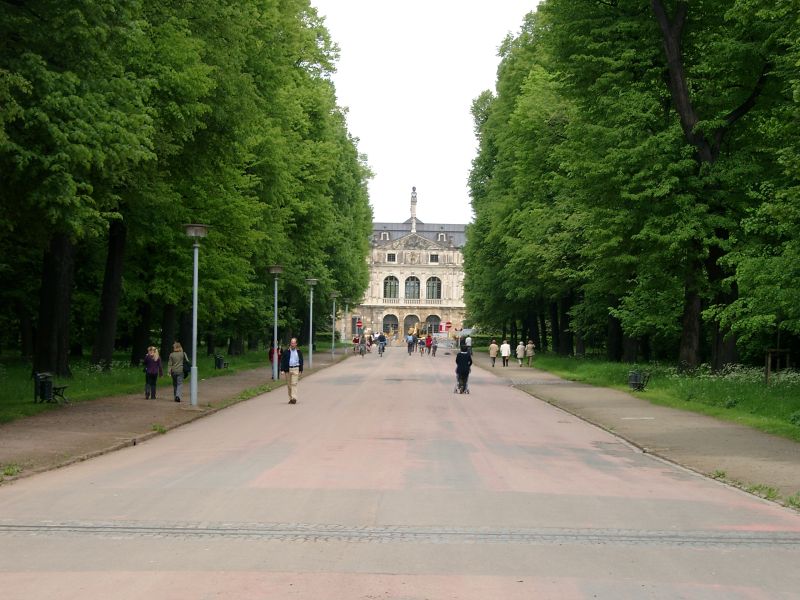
[
  {"left": 330, "top": 291, "right": 340, "bottom": 358},
  {"left": 269, "top": 265, "right": 283, "bottom": 380},
  {"left": 184, "top": 224, "right": 208, "bottom": 407},
  {"left": 343, "top": 299, "right": 349, "bottom": 343},
  {"left": 305, "top": 278, "right": 318, "bottom": 368}
]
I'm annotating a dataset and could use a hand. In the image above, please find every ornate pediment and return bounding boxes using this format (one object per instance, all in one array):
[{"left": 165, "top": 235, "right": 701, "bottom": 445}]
[{"left": 385, "top": 233, "right": 442, "bottom": 251}]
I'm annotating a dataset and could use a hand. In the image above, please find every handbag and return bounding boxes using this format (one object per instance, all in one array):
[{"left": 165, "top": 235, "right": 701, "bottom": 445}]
[{"left": 182, "top": 353, "right": 192, "bottom": 378}]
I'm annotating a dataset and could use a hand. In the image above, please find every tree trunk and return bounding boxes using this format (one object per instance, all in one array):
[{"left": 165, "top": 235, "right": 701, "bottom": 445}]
[
  {"left": 531, "top": 314, "right": 541, "bottom": 351},
  {"left": 678, "top": 289, "right": 702, "bottom": 370},
  {"left": 622, "top": 335, "right": 638, "bottom": 363},
  {"left": 641, "top": 335, "right": 652, "bottom": 362},
  {"left": 510, "top": 319, "right": 518, "bottom": 349},
  {"left": 607, "top": 314, "right": 624, "bottom": 362},
  {"left": 33, "top": 233, "right": 75, "bottom": 377},
  {"left": 178, "top": 311, "right": 192, "bottom": 355},
  {"left": 129, "top": 299, "right": 152, "bottom": 366},
  {"left": 228, "top": 335, "right": 245, "bottom": 356},
  {"left": 549, "top": 302, "right": 560, "bottom": 354},
  {"left": 558, "top": 294, "right": 573, "bottom": 356},
  {"left": 711, "top": 321, "right": 738, "bottom": 372},
  {"left": 160, "top": 303, "right": 177, "bottom": 361},
  {"left": 16, "top": 300, "right": 34, "bottom": 358},
  {"left": 538, "top": 312, "right": 548, "bottom": 352},
  {"left": 248, "top": 333, "right": 259, "bottom": 351},
  {"left": 575, "top": 334, "right": 586, "bottom": 357},
  {"left": 206, "top": 332, "right": 216, "bottom": 356},
  {"left": 706, "top": 243, "right": 739, "bottom": 372},
  {"left": 90, "top": 220, "right": 127, "bottom": 370}
]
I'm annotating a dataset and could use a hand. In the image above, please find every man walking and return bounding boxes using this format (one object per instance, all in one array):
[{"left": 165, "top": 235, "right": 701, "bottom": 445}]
[
  {"left": 280, "top": 337, "right": 304, "bottom": 404},
  {"left": 488, "top": 339, "right": 499, "bottom": 367},
  {"left": 500, "top": 340, "right": 511, "bottom": 367}
]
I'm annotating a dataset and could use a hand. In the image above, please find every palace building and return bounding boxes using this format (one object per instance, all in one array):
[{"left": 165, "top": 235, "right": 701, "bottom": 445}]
[{"left": 345, "top": 187, "right": 467, "bottom": 339}]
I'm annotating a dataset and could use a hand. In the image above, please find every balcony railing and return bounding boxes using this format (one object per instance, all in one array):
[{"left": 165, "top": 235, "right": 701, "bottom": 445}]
[{"left": 381, "top": 298, "right": 443, "bottom": 305}]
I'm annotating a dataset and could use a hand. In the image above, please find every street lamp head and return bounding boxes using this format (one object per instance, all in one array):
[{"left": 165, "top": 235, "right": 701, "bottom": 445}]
[
  {"left": 305, "top": 278, "right": 318, "bottom": 286},
  {"left": 183, "top": 224, "right": 209, "bottom": 239},
  {"left": 268, "top": 264, "right": 283, "bottom": 275}
]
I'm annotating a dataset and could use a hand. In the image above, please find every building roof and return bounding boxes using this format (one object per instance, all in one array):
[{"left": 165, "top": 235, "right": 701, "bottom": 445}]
[{"left": 372, "top": 221, "right": 467, "bottom": 248}]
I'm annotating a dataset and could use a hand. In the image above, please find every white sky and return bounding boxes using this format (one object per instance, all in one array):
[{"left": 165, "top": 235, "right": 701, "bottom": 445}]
[{"left": 312, "top": 1, "right": 539, "bottom": 224}]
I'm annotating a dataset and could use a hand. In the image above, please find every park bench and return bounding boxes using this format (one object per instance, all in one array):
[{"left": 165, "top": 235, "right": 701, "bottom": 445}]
[
  {"left": 214, "top": 354, "right": 229, "bottom": 369},
  {"left": 627, "top": 370, "right": 651, "bottom": 392},
  {"left": 33, "top": 372, "right": 69, "bottom": 404}
]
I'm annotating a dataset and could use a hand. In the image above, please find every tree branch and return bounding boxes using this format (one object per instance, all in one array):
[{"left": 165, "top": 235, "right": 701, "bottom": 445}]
[{"left": 651, "top": 0, "right": 713, "bottom": 161}]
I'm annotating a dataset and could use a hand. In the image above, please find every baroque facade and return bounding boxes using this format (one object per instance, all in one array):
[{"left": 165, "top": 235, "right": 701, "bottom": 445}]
[{"left": 345, "top": 188, "right": 467, "bottom": 340}]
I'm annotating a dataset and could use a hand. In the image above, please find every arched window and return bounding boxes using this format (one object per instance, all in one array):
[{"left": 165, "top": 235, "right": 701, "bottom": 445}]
[
  {"left": 383, "top": 276, "right": 399, "bottom": 299},
  {"left": 383, "top": 314, "right": 399, "bottom": 334},
  {"left": 405, "top": 276, "right": 420, "bottom": 299},
  {"left": 425, "top": 315, "right": 441, "bottom": 333},
  {"left": 426, "top": 277, "right": 442, "bottom": 300},
  {"left": 403, "top": 314, "right": 420, "bottom": 335}
]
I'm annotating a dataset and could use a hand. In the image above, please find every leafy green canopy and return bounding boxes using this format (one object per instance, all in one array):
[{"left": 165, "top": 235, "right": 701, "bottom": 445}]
[{"left": 0, "top": 0, "right": 372, "bottom": 365}]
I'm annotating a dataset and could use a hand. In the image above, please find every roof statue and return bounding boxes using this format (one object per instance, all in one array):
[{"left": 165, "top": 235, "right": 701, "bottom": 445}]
[{"left": 410, "top": 186, "right": 417, "bottom": 233}]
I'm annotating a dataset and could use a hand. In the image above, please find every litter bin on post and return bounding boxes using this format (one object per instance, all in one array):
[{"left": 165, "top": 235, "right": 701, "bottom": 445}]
[
  {"left": 214, "top": 354, "right": 224, "bottom": 369},
  {"left": 34, "top": 372, "right": 53, "bottom": 403}
]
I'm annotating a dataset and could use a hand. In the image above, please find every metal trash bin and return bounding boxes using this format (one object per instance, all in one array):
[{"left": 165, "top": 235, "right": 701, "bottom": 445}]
[
  {"left": 34, "top": 372, "right": 53, "bottom": 402},
  {"left": 628, "top": 370, "right": 642, "bottom": 390},
  {"left": 214, "top": 355, "right": 224, "bottom": 369}
]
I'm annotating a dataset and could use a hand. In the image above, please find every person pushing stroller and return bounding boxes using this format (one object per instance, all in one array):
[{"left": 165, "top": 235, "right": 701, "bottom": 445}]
[{"left": 454, "top": 342, "right": 473, "bottom": 394}]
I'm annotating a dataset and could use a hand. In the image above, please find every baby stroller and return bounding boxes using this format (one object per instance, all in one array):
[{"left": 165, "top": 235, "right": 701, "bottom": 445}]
[{"left": 454, "top": 370, "right": 470, "bottom": 394}]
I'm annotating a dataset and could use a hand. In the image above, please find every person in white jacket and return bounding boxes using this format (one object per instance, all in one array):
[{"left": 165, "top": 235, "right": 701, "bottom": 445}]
[{"left": 500, "top": 340, "right": 511, "bottom": 367}]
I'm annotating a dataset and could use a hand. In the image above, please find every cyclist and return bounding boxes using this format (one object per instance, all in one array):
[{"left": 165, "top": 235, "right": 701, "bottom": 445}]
[{"left": 377, "top": 332, "right": 387, "bottom": 356}]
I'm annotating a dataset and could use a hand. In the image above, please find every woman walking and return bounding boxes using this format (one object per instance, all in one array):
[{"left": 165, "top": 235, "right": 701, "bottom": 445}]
[
  {"left": 143, "top": 346, "right": 163, "bottom": 399},
  {"left": 168, "top": 342, "right": 186, "bottom": 403},
  {"left": 525, "top": 340, "right": 536, "bottom": 367}
]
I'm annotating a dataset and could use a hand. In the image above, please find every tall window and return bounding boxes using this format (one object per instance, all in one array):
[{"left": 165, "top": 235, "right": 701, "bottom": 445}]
[
  {"left": 380, "top": 231, "right": 390, "bottom": 240},
  {"left": 384, "top": 276, "right": 399, "bottom": 298},
  {"left": 426, "top": 277, "right": 442, "bottom": 299},
  {"left": 438, "top": 233, "right": 446, "bottom": 241},
  {"left": 405, "top": 276, "right": 420, "bottom": 299}
]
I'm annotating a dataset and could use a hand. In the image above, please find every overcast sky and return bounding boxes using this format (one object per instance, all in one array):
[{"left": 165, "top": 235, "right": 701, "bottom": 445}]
[{"left": 312, "top": 1, "right": 539, "bottom": 225}]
